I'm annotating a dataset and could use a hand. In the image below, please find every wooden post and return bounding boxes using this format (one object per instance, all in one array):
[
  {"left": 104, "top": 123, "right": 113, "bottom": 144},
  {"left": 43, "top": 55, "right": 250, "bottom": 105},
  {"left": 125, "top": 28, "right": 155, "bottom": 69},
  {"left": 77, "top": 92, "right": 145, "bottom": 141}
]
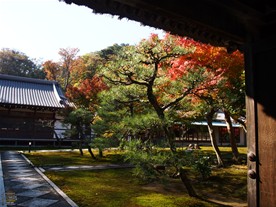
[{"left": 246, "top": 37, "right": 276, "bottom": 207}]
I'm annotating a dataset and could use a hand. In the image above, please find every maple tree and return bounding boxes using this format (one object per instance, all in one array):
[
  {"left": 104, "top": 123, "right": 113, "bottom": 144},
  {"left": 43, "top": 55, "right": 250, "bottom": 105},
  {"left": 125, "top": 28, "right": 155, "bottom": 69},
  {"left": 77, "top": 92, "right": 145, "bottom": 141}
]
[
  {"left": 43, "top": 60, "right": 60, "bottom": 81},
  {"left": 170, "top": 36, "right": 245, "bottom": 162},
  {"left": 43, "top": 48, "right": 109, "bottom": 111},
  {"left": 65, "top": 52, "right": 109, "bottom": 110},
  {"left": 58, "top": 47, "right": 80, "bottom": 91},
  {"left": 42, "top": 47, "right": 80, "bottom": 92},
  {"left": 66, "top": 75, "right": 108, "bottom": 110}
]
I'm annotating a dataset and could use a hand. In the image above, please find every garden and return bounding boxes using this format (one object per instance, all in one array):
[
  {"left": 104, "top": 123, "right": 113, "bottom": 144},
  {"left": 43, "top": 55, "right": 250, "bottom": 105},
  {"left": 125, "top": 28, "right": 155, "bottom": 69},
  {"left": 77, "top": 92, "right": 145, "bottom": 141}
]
[
  {"left": 1, "top": 31, "right": 247, "bottom": 207},
  {"left": 25, "top": 146, "right": 247, "bottom": 207}
]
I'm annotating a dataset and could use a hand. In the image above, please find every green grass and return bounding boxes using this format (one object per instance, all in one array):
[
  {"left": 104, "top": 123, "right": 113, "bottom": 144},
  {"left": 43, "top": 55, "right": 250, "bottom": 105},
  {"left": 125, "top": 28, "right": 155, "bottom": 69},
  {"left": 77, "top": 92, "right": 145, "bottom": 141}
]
[
  {"left": 25, "top": 149, "right": 125, "bottom": 167},
  {"left": 196, "top": 146, "right": 247, "bottom": 165},
  {"left": 194, "top": 165, "right": 247, "bottom": 200},
  {"left": 24, "top": 147, "right": 247, "bottom": 207},
  {"left": 199, "top": 146, "right": 247, "bottom": 154},
  {"left": 46, "top": 169, "right": 139, "bottom": 207},
  {"left": 46, "top": 169, "right": 220, "bottom": 207},
  {"left": 133, "top": 193, "right": 217, "bottom": 207}
]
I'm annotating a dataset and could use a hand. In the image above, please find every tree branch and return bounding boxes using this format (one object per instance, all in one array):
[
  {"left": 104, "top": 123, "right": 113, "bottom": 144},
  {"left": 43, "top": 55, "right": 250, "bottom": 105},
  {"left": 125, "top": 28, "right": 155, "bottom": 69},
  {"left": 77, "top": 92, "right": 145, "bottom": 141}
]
[
  {"left": 102, "top": 74, "right": 132, "bottom": 85},
  {"left": 162, "top": 87, "right": 193, "bottom": 111},
  {"left": 127, "top": 74, "right": 149, "bottom": 86}
]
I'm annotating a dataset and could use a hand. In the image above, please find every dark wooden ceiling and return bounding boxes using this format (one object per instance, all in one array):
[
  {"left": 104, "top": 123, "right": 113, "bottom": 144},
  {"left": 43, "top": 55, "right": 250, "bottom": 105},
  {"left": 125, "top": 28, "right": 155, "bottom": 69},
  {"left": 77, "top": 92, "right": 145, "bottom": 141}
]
[{"left": 62, "top": 0, "right": 276, "bottom": 51}]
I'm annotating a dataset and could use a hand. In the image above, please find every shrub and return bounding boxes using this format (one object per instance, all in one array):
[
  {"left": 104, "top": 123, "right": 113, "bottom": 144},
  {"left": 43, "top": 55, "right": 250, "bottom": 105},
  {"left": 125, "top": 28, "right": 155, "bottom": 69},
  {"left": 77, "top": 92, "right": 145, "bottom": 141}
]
[
  {"left": 124, "top": 140, "right": 213, "bottom": 182},
  {"left": 192, "top": 155, "right": 212, "bottom": 180},
  {"left": 124, "top": 139, "right": 170, "bottom": 182}
]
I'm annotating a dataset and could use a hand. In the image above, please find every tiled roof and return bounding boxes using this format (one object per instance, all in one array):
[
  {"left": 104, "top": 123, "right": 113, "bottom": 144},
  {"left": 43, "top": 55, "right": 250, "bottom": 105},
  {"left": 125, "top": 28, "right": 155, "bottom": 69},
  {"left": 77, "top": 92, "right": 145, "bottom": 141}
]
[{"left": 0, "top": 74, "right": 70, "bottom": 110}]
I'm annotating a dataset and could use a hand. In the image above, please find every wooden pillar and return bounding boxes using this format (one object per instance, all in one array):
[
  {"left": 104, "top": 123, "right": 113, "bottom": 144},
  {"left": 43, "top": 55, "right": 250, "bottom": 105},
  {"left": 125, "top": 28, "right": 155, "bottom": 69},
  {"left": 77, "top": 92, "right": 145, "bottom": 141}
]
[{"left": 246, "top": 37, "right": 276, "bottom": 207}]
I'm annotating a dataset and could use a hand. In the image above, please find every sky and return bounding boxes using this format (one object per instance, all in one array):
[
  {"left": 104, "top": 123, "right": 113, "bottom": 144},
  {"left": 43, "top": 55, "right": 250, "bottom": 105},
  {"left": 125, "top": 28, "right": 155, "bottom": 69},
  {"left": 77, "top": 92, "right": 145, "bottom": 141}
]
[{"left": 0, "top": 0, "right": 164, "bottom": 62}]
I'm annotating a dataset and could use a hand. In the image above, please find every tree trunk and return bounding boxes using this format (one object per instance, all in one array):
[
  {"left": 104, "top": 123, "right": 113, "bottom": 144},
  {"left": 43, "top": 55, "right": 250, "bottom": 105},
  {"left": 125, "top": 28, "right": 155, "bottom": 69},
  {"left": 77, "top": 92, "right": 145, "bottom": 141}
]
[
  {"left": 179, "top": 168, "right": 197, "bottom": 197},
  {"left": 63, "top": 68, "right": 70, "bottom": 92},
  {"left": 163, "top": 124, "right": 176, "bottom": 153},
  {"left": 79, "top": 141, "right": 83, "bottom": 156},
  {"left": 54, "top": 131, "right": 61, "bottom": 148},
  {"left": 223, "top": 110, "right": 240, "bottom": 162},
  {"left": 77, "top": 126, "right": 84, "bottom": 156},
  {"left": 233, "top": 117, "right": 247, "bottom": 133},
  {"left": 206, "top": 109, "right": 224, "bottom": 167},
  {"left": 146, "top": 78, "right": 177, "bottom": 152},
  {"left": 99, "top": 148, "right": 103, "bottom": 158},
  {"left": 87, "top": 145, "right": 96, "bottom": 159}
]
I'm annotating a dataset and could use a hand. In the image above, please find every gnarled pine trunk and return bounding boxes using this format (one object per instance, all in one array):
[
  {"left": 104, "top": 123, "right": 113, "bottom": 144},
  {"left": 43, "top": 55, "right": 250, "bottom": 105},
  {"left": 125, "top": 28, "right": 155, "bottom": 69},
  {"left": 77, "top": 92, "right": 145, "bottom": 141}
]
[{"left": 179, "top": 168, "right": 197, "bottom": 197}]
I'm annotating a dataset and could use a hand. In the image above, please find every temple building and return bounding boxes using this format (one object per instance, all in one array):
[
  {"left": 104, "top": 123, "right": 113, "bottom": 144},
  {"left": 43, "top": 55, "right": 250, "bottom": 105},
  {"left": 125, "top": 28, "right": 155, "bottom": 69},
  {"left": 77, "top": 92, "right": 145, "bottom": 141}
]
[
  {"left": 0, "top": 74, "right": 73, "bottom": 147},
  {"left": 174, "top": 112, "right": 246, "bottom": 146}
]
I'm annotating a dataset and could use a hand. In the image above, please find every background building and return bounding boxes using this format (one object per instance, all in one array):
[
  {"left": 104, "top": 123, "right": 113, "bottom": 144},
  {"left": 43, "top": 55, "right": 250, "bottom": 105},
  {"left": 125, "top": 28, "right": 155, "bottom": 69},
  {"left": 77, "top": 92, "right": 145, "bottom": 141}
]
[{"left": 0, "top": 74, "right": 74, "bottom": 147}]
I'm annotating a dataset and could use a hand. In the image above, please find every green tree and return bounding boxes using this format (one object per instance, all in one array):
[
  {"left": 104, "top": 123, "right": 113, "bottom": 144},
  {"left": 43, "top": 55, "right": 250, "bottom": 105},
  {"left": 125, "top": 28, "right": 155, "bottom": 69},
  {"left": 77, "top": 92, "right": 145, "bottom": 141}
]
[
  {"left": 94, "top": 33, "right": 245, "bottom": 196},
  {"left": 92, "top": 86, "right": 135, "bottom": 144},
  {"left": 97, "top": 34, "right": 220, "bottom": 197},
  {"left": 0, "top": 48, "right": 45, "bottom": 78},
  {"left": 100, "top": 34, "right": 215, "bottom": 152},
  {"left": 98, "top": 43, "right": 128, "bottom": 61},
  {"left": 63, "top": 108, "right": 96, "bottom": 159}
]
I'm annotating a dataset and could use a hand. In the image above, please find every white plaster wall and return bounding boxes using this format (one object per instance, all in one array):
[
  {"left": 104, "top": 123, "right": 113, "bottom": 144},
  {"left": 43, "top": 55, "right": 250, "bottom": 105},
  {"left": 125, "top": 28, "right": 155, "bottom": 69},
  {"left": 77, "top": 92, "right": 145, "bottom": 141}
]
[{"left": 54, "top": 120, "right": 70, "bottom": 139}]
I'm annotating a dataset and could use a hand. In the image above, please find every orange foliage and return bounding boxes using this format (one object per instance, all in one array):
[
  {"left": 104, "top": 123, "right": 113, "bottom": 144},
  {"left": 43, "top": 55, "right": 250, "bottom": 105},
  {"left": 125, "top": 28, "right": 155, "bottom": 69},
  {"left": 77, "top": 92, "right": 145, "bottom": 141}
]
[
  {"left": 43, "top": 60, "right": 60, "bottom": 81},
  {"left": 166, "top": 36, "right": 244, "bottom": 100},
  {"left": 169, "top": 36, "right": 244, "bottom": 81},
  {"left": 66, "top": 75, "right": 108, "bottom": 109}
]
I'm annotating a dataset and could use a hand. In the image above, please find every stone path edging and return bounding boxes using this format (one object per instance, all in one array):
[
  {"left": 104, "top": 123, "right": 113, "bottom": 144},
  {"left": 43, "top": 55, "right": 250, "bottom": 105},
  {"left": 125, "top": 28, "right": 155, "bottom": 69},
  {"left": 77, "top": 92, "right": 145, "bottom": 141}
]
[
  {"left": 42, "top": 163, "right": 134, "bottom": 172},
  {"left": 20, "top": 153, "right": 78, "bottom": 207},
  {"left": 0, "top": 154, "right": 7, "bottom": 207}
]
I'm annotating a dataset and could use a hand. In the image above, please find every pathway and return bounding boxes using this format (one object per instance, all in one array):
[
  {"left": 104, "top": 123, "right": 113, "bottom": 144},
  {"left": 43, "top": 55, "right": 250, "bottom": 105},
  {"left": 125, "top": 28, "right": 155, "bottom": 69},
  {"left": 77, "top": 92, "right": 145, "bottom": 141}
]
[{"left": 0, "top": 151, "right": 78, "bottom": 207}]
